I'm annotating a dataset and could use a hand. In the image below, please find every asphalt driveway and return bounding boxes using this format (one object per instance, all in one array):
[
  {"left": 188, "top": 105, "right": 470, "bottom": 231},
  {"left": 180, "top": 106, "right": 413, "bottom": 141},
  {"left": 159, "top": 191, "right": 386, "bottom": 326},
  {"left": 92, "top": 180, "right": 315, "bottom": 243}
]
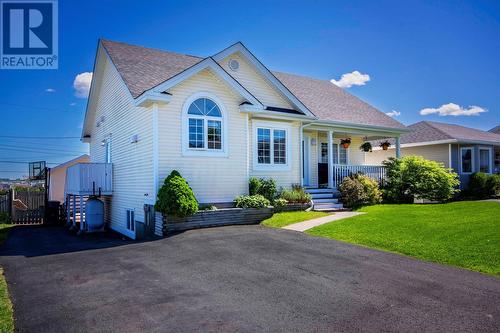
[{"left": 1, "top": 225, "right": 499, "bottom": 332}]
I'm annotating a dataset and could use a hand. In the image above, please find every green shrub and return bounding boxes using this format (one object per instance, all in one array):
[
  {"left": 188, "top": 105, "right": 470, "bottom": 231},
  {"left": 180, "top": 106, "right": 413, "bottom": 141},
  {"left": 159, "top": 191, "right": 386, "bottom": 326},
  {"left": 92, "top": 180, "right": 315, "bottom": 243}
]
[
  {"left": 279, "top": 187, "right": 311, "bottom": 204},
  {"left": 382, "top": 156, "right": 459, "bottom": 203},
  {"left": 259, "top": 178, "right": 277, "bottom": 202},
  {"left": 234, "top": 195, "right": 270, "bottom": 208},
  {"left": 339, "top": 174, "right": 382, "bottom": 208},
  {"left": 249, "top": 177, "right": 261, "bottom": 196},
  {"left": 273, "top": 198, "right": 288, "bottom": 211},
  {"left": 465, "top": 173, "right": 500, "bottom": 199},
  {"left": 155, "top": 170, "right": 198, "bottom": 218},
  {"left": 0, "top": 212, "right": 10, "bottom": 224}
]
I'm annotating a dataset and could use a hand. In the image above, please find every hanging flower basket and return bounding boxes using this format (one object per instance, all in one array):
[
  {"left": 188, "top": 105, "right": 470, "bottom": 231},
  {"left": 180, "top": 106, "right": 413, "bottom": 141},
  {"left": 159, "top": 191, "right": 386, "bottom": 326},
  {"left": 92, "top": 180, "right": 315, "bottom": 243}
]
[
  {"left": 340, "top": 138, "right": 351, "bottom": 149},
  {"left": 359, "top": 142, "right": 372, "bottom": 152},
  {"left": 380, "top": 140, "right": 391, "bottom": 151}
]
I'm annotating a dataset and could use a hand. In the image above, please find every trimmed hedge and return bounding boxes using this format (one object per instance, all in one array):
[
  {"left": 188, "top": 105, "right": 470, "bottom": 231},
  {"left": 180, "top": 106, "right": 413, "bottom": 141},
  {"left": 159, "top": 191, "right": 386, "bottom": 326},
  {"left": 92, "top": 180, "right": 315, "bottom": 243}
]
[
  {"left": 155, "top": 170, "right": 198, "bottom": 218},
  {"left": 464, "top": 172, "right": 500, "bottom": 199}
]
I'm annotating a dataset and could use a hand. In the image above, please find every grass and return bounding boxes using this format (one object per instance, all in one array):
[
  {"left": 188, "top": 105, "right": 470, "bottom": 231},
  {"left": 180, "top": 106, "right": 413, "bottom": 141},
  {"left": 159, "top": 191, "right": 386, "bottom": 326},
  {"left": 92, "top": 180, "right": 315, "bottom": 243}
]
[
  {"left": 0, "top": 224, "right": 14, "bottom": 333},
  {"left": 307, "top": 202, "right": 500, "bottom": 276},
  {"left": 261, "top": 211, "right": 331, "bottom": 228}
]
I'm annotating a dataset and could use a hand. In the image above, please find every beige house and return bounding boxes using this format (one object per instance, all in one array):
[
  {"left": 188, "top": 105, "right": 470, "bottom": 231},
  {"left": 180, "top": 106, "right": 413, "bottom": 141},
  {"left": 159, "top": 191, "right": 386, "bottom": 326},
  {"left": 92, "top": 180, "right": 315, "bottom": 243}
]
[
  {"left": 366, "top": 121, "right": 500, "bottom": 187},
  {"left": 49, "top": 155, "right": 89, "bottom": 203},
  {"left": 66, "top": 40, "right": 407, "bottom": 239}
]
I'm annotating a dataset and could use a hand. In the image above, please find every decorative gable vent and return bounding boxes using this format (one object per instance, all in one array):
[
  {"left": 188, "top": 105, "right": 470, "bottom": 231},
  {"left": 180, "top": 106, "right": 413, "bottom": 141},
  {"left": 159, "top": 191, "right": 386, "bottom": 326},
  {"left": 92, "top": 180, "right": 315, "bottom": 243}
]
[{"left": 228, "top": 59, "right": 239, "bottom": 71}]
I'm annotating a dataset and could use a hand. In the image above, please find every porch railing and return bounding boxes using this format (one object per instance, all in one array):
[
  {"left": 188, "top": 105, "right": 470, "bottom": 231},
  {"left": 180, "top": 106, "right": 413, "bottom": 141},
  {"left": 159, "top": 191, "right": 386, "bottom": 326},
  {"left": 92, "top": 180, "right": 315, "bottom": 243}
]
[{"left": 332, "top": 164, "right": 386, "bottom": 188}]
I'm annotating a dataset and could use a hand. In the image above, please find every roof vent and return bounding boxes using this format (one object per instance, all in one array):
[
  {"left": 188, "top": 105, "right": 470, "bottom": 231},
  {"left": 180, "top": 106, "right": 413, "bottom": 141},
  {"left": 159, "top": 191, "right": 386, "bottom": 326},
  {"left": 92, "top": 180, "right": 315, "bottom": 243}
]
[{"left": 228, "top": 59, "right": 239, "bottom": 71}]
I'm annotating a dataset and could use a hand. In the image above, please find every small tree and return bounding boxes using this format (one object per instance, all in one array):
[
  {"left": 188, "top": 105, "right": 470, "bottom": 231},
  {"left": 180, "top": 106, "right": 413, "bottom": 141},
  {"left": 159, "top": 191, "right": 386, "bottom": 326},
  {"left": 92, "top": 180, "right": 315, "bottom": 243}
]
[
  {"left": 155, "top": 170, "right": 198, "bottom": 218},
  {"left": 382, "top": 156, "right": 459, "bottom": 203}
]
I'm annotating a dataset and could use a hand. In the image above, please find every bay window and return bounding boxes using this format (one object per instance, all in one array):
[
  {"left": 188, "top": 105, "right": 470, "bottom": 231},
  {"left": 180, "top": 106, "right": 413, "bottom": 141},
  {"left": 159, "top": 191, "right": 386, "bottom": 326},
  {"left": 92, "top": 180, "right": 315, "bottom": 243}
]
[
  {"left": 479, "top": 148, "right": 492, "bottom": 173},
  {"left": 460, "top": 147, "right": 473, "bottom": 173}
]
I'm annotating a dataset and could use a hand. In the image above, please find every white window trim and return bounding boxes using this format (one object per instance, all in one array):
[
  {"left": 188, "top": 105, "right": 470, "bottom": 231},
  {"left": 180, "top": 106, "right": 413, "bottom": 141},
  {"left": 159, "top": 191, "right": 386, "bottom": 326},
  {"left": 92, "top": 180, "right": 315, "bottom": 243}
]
[
  {"left": 253, "top": 120, "right": 291, "bottom": 171},
  {"left": 459, "top": 146, "right": 474, "bottom": 174},
  {"left": 181, "top": 92, "right": 228, "bottom": 157},
  {"left": 478, "top": 146, "right": 493, "bottom": 174}
]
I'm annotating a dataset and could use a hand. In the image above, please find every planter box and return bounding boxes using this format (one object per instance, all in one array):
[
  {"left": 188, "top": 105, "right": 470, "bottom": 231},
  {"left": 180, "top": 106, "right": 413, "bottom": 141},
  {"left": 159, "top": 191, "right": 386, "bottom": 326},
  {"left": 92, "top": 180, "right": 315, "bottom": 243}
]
[{"left": 164, "top": 207, "right": 274, "bottom": 233}]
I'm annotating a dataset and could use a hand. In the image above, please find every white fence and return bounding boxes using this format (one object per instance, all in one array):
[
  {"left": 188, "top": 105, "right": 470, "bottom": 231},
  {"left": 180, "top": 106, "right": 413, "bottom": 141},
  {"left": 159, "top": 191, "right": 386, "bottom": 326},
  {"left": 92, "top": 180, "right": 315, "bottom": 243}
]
[
  {"left": 65, "top": 163, "right": 113, "bottom": 195},
  {"left": 332, "top": 164, "right": 386, "bottom": 188}
]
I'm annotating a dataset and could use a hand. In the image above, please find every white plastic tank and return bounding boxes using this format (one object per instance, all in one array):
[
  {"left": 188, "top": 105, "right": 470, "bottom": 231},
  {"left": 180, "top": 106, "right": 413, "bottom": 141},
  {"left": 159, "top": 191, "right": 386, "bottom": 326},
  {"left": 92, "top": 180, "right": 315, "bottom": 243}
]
[{"left": 85, "top": 197, "right": 104, "bottom": 231}]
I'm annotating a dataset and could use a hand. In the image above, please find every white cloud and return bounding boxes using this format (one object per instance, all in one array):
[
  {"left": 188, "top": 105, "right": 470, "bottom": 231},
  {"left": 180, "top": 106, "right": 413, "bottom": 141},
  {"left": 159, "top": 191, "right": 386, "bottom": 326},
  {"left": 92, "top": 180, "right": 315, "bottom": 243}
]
[
  {"left": 331, "top": 70, "right": 370, "bottom": 88},
  {"left": 73, "top": 72, "right": 93, "bottom": 98},
  {"left": 45, "top": 88, "right": 56, "bottom": 93},
  {"left": 69, "top": 102, "right": 77, "bottom": 106},
  {"left": 386, "top": 110, "right": 401, "bottom": 117},
  {"left": 420, "top": 103, "right": 487, "bottom": 116}
]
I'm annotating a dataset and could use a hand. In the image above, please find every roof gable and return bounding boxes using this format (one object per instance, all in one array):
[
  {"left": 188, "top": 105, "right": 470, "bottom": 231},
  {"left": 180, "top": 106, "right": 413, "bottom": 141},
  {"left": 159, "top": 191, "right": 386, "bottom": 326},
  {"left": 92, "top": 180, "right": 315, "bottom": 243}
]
[{"left": 99, "top": 39, "right": 407, "bottom": 130}]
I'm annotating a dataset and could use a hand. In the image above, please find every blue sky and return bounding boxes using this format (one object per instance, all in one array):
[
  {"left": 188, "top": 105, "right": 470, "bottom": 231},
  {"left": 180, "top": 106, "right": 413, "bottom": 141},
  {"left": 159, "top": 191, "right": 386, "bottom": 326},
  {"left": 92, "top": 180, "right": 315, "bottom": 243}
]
[{"left": 0, "top": 0, "right": 499, "bottom": 179}]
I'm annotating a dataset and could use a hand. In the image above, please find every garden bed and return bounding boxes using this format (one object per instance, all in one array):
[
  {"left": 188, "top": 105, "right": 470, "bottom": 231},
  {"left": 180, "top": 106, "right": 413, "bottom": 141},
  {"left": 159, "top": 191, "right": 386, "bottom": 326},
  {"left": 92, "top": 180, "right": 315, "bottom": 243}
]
[{"left": 164, "top": 207, "right": 274, "bottom": 233}]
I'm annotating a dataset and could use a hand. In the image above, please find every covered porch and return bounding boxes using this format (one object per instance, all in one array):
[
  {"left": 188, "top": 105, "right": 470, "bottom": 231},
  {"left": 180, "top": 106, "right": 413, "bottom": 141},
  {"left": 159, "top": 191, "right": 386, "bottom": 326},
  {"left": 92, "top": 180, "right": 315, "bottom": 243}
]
[{"left": 300, "top": 124, "right": 402, "bottom": 189}]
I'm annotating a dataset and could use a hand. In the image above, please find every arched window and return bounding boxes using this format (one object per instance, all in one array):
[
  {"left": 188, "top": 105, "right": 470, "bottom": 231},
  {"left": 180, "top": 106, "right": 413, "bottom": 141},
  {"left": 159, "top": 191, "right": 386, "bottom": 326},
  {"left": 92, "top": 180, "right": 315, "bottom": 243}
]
[{"left": 187, "top": 97, "right": 223, "bottom": 150}]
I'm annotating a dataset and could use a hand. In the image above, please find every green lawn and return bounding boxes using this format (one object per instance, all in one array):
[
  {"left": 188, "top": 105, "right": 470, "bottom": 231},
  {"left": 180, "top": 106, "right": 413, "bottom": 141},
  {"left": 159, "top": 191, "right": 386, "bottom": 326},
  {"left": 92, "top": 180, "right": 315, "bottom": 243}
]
[
  {"left": 307, "top": 202, "right": 500, "bottom": 276},
  {"left": 0, "top": 224, "right": 14, "bottom": 333},
  {"left": 261, "top": 211, "right": 331, "bottom": 228}
]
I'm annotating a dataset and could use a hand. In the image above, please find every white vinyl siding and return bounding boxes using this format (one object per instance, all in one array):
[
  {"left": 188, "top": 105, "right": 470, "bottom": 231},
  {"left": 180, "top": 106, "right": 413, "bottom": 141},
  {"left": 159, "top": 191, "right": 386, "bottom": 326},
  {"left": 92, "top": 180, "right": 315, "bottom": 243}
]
[
  {"left": 88, "top": 53, "right": 153, "bottom": 239},
  {"left": 158, "top": 69, "right": 248, "bottom": 203},
  {"left": 365, "top": 144, "right": 451, "bottom": 167},
  {"left": 218, "top": 53, "right": 294, "bottom": 109}
]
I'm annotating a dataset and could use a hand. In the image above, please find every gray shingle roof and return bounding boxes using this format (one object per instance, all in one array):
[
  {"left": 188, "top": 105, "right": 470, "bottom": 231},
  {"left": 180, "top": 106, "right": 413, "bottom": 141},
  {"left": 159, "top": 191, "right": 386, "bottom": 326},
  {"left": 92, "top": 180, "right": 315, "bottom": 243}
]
[
  {"left": 101, "top": 39, "right": 405, "bottom": 130},
  {"left": 272, "top": 71, "right": 405, "bottom": 129},
  {"left": 374, "top": 121, "right": 500, "bottom": 146}
]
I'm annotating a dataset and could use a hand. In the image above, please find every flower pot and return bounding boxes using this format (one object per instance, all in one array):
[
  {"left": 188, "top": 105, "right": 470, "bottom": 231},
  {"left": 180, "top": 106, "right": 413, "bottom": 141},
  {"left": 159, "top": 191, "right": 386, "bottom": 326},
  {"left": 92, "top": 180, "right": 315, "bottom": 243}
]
[{"left": 342, "top": 143, "right": 350, "bottom": 149}]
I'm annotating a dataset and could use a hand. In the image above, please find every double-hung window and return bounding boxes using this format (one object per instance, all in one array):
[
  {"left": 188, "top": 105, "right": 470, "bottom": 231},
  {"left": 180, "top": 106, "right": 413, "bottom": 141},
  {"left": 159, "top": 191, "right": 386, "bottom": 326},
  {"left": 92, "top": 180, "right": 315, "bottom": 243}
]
[
  {"left": 479, "top": 148, "right": 492, "bottom": 173},
  {"left": 186, "top": 97, "right": 223, "bottom": 152},
  {"left": 460, "top": 147, "right": 473, "bottom": 173},
  {"left": 255, "top": 124, "right": 289, "bottom": 169}
]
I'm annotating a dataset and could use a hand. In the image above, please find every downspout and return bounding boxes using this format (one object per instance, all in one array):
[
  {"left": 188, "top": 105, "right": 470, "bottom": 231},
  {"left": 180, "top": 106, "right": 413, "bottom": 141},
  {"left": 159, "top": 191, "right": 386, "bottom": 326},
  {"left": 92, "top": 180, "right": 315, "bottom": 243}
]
[{"left": 300, "top": 122, "right": 314, "bottom": 187}]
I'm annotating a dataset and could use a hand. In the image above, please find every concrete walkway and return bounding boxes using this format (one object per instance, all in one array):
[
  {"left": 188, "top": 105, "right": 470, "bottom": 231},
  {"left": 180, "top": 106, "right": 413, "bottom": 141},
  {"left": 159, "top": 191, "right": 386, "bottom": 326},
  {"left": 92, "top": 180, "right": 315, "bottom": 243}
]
[{"left": 283, "top": 211, "right": 363, "bottom": 232}]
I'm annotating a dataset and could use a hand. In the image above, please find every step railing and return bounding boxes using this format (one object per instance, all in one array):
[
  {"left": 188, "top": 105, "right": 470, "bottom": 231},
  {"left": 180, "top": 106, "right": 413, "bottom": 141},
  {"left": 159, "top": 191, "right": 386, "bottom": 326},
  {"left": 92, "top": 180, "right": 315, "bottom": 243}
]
[{"left": 332, "top": 164, "right": 386, "bottom": 189}]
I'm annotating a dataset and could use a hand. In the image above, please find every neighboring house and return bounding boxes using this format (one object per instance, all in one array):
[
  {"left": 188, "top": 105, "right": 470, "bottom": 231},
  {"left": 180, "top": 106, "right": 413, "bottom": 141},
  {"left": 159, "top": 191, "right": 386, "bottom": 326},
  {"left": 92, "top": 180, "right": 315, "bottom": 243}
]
[
  {"left": 49, "top": 155, "right": 90, "bottom": 203},
  {"left": 490, "top": 125, "right": 500, "bottom": 135},
  {"left": 67, "top": 40, "right": 407, "bottom": 239},
  {"left": 366, "top": 121, "right": 500, "bottom": 186}
]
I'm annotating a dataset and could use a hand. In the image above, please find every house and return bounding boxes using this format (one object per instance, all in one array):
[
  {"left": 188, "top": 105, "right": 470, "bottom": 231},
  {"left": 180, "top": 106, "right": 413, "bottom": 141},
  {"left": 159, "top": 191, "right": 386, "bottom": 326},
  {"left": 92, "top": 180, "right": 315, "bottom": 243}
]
[
  {"left": 366, "top": 121, "right": 500, "bottom": 186},
  {"left": 490, "top": 125, "right": 500, "bottom": 135},
  {"left": 49, "top": 155, "right": 90, "bottom": 203},
  {"left": 67, "top": 40, "right": 407, "bottom": 239}
]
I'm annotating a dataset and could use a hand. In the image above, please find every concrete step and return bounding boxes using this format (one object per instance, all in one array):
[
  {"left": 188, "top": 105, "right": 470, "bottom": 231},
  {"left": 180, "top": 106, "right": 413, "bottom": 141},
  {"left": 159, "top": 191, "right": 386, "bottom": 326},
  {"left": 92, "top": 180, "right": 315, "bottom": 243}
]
[
  {"left": 313, "top": 198, "right": 339, "bottom": 204},
  {"left": 305, "top": 188, "right": 335, "bottom": 194},
  {"left": 310, "top": 193, "right": 334, "bottom": 199},
  {"left": 313, "top": 203, "right": 344, "bottom": 210}
]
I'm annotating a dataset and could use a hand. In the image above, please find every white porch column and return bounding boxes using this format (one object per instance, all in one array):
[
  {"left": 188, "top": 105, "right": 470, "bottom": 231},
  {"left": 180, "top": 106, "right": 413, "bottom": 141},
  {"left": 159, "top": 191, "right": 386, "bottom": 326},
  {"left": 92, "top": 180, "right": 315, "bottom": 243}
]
[
  {"left": 152, "top": 103, "right": 159, "bottom": 203},
  {"left": 72, "top": 195, "right": 77, "bottom": 227},
  {"left": 395, "top": 136, "right": 401, "bottom": 158},
  {"left": 79, "top": 195, "right": 84, "bottom": 231},
  {"left": 328, "top": 131, "right": 334, "bottom": 188}
]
